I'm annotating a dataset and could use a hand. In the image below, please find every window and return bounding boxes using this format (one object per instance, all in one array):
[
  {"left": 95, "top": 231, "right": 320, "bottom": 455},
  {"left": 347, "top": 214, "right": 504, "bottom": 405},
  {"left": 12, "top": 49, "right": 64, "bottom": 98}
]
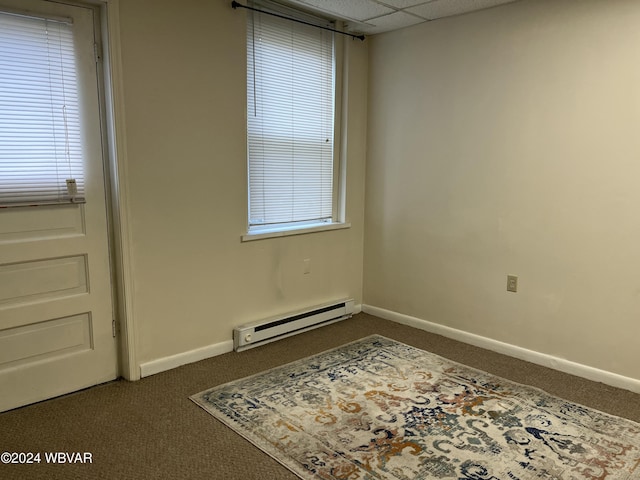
[
  {"left": 245, "top": 2, "right": 345, "bottom": 238},
  {"left": 0, "top": 9, "right": 84, "bottom": 206}
]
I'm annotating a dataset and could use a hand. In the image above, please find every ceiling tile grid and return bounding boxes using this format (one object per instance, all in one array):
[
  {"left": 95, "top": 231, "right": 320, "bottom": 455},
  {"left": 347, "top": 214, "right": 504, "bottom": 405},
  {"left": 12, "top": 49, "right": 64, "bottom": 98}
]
[
  {"left": 406, "top": 0, "right": 520, "bottom": 21},
  {"left": 294, "top": 0, "right": 395, "bottom": 22},
  {"left": 281, "top": 0, "right": 521, "bottom": 35},
  {"left": 378, "top": 0, "right": 429, "bottom": 9},
  {"left": 360, "top": 10, "right": 426, "bottom": 33}
]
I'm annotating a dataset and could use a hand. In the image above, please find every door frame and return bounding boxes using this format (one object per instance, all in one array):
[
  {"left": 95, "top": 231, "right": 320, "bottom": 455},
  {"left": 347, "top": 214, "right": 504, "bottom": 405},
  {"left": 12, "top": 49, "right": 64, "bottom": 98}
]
[
  {"left": 82, "top": 0, "right": 139, "bottom": 380},
  {"left": 102, "top": 0, "right": 139, "bottom": 380}
]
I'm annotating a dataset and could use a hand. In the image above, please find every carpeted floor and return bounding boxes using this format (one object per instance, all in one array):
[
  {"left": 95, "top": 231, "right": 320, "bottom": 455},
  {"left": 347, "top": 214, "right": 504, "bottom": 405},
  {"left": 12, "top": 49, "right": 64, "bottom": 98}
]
[{"left": 1, "top": 313, "right": 639, "bottom": 480}]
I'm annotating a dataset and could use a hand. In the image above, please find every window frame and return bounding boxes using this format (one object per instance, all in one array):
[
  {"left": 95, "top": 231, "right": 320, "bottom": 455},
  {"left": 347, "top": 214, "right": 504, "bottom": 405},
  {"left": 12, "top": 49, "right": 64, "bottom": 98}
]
[{"left": 242, "top": 1, "right": 348, "bottom": 242}]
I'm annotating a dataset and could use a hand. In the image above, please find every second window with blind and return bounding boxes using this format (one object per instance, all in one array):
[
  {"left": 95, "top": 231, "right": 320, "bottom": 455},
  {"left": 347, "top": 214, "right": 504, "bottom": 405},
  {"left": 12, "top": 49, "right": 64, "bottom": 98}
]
[{"left": 244, "top": 1, "right": 344, "bottom": 238}]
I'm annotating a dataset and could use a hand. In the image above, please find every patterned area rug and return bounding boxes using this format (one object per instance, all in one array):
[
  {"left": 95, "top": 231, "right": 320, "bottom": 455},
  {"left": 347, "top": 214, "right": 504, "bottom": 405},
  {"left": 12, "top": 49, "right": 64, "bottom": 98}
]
[{"left": 191, "top": 335, "right": 640, "bottom": 479}]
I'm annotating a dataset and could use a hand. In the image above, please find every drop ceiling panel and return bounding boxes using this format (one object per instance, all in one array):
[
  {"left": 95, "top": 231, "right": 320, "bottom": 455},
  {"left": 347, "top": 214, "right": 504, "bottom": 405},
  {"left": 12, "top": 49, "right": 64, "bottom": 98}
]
[
  {"left": 280, "top": 0, "right": 523, "bottom": 34},
  {"left": 356, "top": 11, "right": 426, "bottom": 35},
  {"left": 406, "top": 0, "right": 519, "bottom": 20},
  {"left": 378, "top": 0, "right": 430, "bottom": 8},
  {"left": 294, "top": 0, "right": 394, "bottom": 22}
]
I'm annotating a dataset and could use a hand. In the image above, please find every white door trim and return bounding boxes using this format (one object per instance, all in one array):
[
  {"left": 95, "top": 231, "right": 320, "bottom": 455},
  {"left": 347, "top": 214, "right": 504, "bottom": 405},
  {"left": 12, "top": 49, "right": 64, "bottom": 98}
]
[{"left": 100, "top": 0, "right": 139, "bottom": 380}]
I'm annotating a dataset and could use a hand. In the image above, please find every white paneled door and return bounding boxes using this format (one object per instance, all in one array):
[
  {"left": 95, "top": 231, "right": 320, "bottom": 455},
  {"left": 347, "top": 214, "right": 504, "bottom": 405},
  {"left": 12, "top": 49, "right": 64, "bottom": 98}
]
[{"left": 0, "top": 0, "right": 117, "bottom": 412}]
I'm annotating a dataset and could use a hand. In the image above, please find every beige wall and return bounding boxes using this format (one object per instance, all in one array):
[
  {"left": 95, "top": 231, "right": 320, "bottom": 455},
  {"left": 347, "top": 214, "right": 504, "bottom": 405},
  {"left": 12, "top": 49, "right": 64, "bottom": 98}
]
[
  {"left": 364, "top": 0, "right": 640, "bottom": 380},
  {"left": 116, "top": 0, "right": 367, "bottom": 364}
]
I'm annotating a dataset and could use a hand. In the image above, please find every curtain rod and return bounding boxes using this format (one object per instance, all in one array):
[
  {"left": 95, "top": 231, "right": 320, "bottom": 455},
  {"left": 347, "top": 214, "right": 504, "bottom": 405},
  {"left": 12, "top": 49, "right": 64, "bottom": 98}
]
[{"left": 231, "top": 1, "right": 365, "bottom": 41}]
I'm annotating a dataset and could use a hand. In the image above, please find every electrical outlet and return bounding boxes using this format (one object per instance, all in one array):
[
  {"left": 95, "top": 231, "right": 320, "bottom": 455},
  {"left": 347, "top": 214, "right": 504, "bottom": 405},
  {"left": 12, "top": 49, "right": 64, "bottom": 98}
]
[{"left": 507, "top": 275, "right": 518, "bottom": 293}]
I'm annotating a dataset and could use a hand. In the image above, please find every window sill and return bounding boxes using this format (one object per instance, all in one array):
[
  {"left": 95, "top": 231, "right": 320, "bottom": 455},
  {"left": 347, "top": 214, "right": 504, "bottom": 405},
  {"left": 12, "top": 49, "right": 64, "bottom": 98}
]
[{"left": 242, "top": 222, "right": 351, "bottom": 242}]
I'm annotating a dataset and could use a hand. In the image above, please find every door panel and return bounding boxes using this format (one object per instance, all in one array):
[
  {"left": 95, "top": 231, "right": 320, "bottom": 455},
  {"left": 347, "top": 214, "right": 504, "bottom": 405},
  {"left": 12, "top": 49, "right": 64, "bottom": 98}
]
[
  {"left": 0, "top": 313, "right": 92, "bottom": 367},
  {"left": 0, "top": 255, "right": 88, "bottom": 306},
  {"left": 0, "top": 205, "right": 85, "bottom": 242},
  {"left": 0, "top": 0, "right": 117, "bottom": 412}
]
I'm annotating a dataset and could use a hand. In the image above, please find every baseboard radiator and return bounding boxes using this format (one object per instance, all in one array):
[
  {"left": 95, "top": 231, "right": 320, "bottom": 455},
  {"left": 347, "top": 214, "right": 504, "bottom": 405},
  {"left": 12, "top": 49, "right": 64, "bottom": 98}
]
[{"left": 233, "top": 299, "right": 355, "bottom": 352}]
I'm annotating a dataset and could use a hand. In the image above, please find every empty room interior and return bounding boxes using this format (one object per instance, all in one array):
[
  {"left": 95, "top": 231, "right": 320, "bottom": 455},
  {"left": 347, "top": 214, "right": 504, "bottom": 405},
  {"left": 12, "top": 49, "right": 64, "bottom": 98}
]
[{"left": 1, "top": 0, "right": 639, "bottom": 478}]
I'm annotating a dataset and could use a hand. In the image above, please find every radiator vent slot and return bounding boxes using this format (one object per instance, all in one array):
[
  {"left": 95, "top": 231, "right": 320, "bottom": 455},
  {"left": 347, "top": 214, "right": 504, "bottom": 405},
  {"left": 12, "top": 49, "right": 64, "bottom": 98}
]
[{"left": 233, "top": 299, "right": 354, "bottom": 352}]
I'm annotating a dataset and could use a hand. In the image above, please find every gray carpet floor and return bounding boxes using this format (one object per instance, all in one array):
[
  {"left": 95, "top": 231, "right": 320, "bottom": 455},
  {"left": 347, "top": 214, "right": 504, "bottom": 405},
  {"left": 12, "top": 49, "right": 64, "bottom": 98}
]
[{"left": 1, "top": 312, "right": 638, "bottom": 479}]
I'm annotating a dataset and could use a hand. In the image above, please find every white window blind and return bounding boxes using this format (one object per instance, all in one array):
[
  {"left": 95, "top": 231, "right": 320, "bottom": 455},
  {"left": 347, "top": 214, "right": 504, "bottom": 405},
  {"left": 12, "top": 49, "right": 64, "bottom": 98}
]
[
  {"left": 0, "top": 10, "right": 84, "bottom": 207},
  {"left": 247, "top": 4, "right": 335, "bottom": 230}
]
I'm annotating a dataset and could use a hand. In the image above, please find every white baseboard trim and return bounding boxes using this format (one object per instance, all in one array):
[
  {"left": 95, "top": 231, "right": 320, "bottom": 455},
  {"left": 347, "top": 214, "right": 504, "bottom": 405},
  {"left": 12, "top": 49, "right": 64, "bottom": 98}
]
[
  {"left": 139, "top": 340, "right": 234, "bottom": 378},
  {"left": 362, "top": 304, "right": 640, "bottom": 394},
  {"left": 140, "top": 305, "right": 363, "bottom": 377}
]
